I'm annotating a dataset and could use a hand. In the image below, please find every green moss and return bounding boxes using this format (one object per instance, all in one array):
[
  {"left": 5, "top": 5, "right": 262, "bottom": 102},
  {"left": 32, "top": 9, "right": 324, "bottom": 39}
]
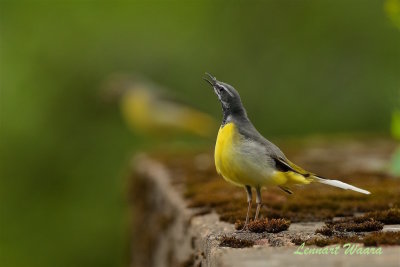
[
  {"left": 291, "top": 237, "right": 305, "bottom": 245},
  {"left": 316, "top": 217, "right": 383, "bottom": 238},
  {"left": 235, "top": 219, "right": 291, "bottom": 233},
  {"left": 363, "top": 208, "right": 400, "bottom": 224},
  {"left": 297, "top": 230, "right": 400, "bottom": 247},
  {"left": 306, "top": 231, "right": 400, "bottom": 247},
  {"left": 315, "top": 226, "right": 334, "bottom": 236},
  {"left": 219, "top": 236, "right": 254, "bottom": 248},
  {"left": 331, "top": 219, "right": 384, "bottom": 232},
  {"left": 363, "top": 232, "right": 400, "bottom": 246},
  {"left": 309, "top": 237, "right": 334, "bottom": 247}
]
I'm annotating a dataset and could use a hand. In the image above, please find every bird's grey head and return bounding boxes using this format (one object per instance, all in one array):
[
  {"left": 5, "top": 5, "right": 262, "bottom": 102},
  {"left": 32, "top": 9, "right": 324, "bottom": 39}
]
[{"left": 203, "top": 73, "right": 246, "bottom": 119}]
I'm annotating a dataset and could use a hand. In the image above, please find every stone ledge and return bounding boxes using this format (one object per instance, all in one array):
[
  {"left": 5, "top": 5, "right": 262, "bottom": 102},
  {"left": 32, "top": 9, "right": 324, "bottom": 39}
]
[{"left": 130, "top": 153, "right": 400, "bottom": 267}]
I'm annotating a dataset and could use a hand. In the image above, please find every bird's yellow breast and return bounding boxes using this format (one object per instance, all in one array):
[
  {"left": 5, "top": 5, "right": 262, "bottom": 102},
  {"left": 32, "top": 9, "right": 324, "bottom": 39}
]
[
  {"left": 214, "top": 122, "right": 244, "bottom": 186},
  {"left": 215, "top": 122, "right": 272, "bottom": 187},
  {"left": 215, "top": 123, "right": 236, "bottom": 171}
]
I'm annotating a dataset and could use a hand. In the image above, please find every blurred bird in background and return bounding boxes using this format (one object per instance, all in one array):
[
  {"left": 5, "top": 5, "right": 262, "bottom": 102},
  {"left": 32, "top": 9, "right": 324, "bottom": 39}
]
[{"left": 101, "top": 73, "right": 217, "bottom": 138}]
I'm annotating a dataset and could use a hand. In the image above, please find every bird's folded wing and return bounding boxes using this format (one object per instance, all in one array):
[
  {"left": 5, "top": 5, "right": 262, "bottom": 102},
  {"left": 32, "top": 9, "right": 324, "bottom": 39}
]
[{"left": 273, "top": 156, "right": 313, "bottom": 178}]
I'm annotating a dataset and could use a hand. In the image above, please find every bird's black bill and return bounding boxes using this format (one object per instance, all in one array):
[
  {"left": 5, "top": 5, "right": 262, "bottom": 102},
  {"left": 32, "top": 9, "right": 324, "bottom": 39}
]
[
  {"left": 202, "top": 77, "right": 214, "bottom": 87},
  {"left": 203, "top": 72, "right": 217, "bottom": 87},
  {"left": 205, "top": 72, "right": 216, "bottom": 82}
]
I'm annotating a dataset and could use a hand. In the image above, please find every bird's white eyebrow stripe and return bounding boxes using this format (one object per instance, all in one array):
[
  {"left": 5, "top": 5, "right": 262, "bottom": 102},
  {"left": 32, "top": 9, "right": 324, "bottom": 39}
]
[{"left": 219, "top": 84, "right": 235, "bottom": 97}]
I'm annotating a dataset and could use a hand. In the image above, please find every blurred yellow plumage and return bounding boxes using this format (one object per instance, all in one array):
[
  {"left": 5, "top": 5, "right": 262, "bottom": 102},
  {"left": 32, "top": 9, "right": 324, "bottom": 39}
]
[{"left": 102, "top": 73, "right": 217, "bottom": 138}]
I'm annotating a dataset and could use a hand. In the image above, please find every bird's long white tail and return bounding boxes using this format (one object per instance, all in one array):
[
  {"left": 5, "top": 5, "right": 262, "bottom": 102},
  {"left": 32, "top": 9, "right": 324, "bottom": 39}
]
[{"left": 314, "top": 176, "right": 370, "bottom": 194}]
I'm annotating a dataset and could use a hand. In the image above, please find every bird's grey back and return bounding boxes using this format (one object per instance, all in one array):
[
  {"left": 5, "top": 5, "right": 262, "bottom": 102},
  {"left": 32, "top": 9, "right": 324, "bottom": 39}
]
[{"left": 230, "top": 114, "right": 287, "bottom": 160}]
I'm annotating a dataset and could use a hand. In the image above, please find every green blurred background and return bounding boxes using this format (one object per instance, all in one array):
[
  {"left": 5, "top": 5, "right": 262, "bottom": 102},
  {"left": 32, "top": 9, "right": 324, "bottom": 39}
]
[{"left": 1, "top": 1, "right": 399, "bottom": 267}]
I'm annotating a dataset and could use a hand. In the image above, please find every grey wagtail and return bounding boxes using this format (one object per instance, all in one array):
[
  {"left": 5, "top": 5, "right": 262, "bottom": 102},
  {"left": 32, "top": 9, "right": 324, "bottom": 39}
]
[
  {"left": 102, "top": 73, "right": 217, "bottom": 137},
  {"left": 203, "top": 73, "right": 370, "bottom": 230}
]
